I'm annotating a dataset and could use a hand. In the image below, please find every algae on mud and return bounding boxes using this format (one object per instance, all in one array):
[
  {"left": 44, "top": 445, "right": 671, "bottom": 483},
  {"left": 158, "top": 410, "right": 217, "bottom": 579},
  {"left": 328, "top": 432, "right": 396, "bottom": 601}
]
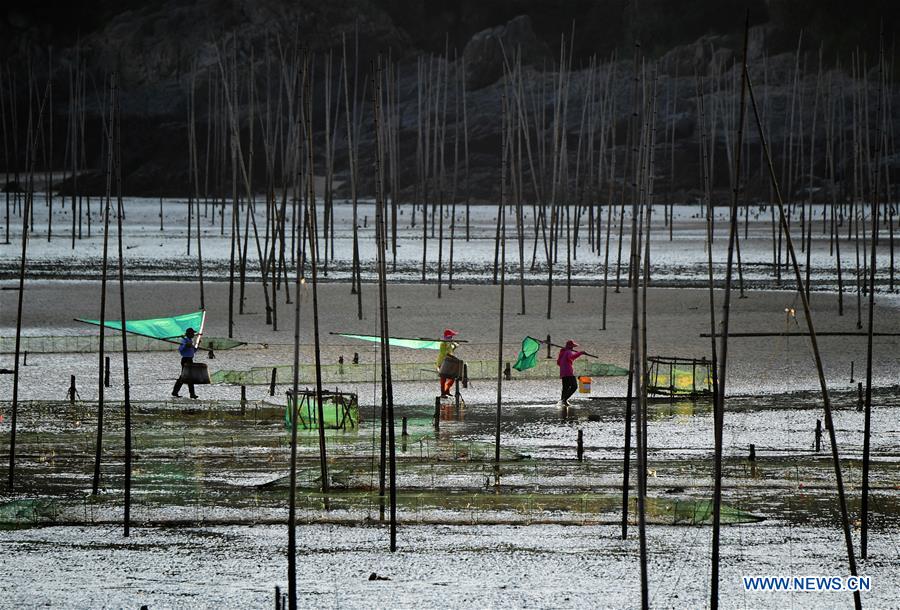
[{"left": 11, "top": 395, "right": 872, "bottom": 530}]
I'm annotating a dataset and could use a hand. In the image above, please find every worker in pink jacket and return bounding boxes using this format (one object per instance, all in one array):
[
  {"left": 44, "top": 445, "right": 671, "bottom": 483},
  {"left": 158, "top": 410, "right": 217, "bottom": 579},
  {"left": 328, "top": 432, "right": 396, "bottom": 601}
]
[{"left": 556, "top": 340, "right": 585, "bottom": 406}]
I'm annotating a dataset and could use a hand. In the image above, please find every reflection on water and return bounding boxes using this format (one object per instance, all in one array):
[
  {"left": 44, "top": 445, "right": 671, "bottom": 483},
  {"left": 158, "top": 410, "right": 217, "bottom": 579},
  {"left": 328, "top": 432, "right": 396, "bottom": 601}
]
[
  {"left": 647, "top": 399, "right": 713, "bottom": 422},
  {"left": 440, "top": 402, "right": 465, "bottom": 423}
]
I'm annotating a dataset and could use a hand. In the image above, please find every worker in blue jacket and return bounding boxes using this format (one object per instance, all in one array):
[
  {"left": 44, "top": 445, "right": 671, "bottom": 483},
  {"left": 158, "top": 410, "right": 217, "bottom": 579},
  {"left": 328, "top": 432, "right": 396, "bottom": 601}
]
[{"left": 171, "top": 327, "right": 199, "bottom": 398}]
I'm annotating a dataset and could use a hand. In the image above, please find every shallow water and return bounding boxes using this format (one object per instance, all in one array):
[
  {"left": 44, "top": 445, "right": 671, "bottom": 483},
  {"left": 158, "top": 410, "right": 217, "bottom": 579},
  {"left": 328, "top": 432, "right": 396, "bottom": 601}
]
[
  {"left": 2, "top": 387, "right": 898, "bottom": 528},
  {"left": 2, "top": 197, "right": 897, "bottom": 292},
  {"left": 2, "top": 196, "right": 899, "bottom": 608}
]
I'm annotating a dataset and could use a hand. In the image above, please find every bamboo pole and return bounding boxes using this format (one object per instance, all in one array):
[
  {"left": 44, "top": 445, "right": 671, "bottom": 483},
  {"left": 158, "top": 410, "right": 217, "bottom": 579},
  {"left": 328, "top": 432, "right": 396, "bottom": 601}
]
[
  {"left": 322, "top": 52, "right": 333, "bottom": 277},
  {"left": 437, "top": 50, "right": 449, "bottom": 298},
  {"left": 10, "top": 62, "right": 21, "bottom": 243},
  {"left": 69, "top": 63, "right": 76, "bottom": 248},
  {"left": 228, "top": 132, "right": 237, "bottom": 338},
  {"left": 494, "top": 94, "right": 508, "bottom": 465},
  {"left": 711, "top": 17, "right": 749, "bottom": 609},
  {"left": 5, "top": 74, "right": 46, "bottom": 491},
  {"left": 545, "top": 37, "right": 571, "bottom": 320},
  {"left": 636, "top": 62, "right": 652, "bottom": 468},
  {"left": 697, "top": 71, "right": 721, "bottom": 499},
  {"left": 619, "top": 345, "right": 636, "bottom": 539},
  {"left": 825, "top": 73, "right": 845, "bottom": 315},
  {"left": 462, "top": 56, "right": 471, "bottom": 243},
  {"left": 26, "top": 56, "right": 34, "bottom": 235},
  {"left": 854, "top": 163, "right": 863, "bottom": 329},
  {"left": 341, "top": 34, "right": 363, "bottom": 320},
  {"left": 601, "top": 65, "right": 617, "bottom": 329},
  {"left": 746, "top": 63, "right": 862, "bottom": 610},
  {"left": 804, "top": 50, "right": 823, "bottom": 299},
  {"left": 189, "top": 65, "right": 206, "bottom": 309},
  {"left": 861, "top": 31, "right": 886, "bottom": 561},
  {"left": 92, "top": 74, "right": 117, "bottom": 495},
  {"left": 238, "top": 58, "right": 254, "bottom": 314},
  {"left": 0, "top": 62, "right": 9, "bottom": 245},
  {"left": 287, "top": 98, "right": 302, "bottom": 610},
  {"left": 78, "top": 63, "right": 86, "bottom": 240},
  {"left": 669, "top": 64, "right": 678, "bottom": 241},
  {"left": 46, "top": 50, "right": 53, "bottom": 243},
  {"left": 112, "top": 75, "right": 133, "bottom": 536},
  {"left": 420, "top": 57, "right": 431, "bottom": 282},
  {"left": 372, "top": 56, "right": 398, "bottom": 550},
  {"left": 511, "top": 69, "right": 526, "bottom": 314},
  {"left": 386, "top": 55, "right": 400, "bottom": 272},
  {"left": 448, "top": 56, "right": 461, "bottom": 292},
  {"left": 625, "top": 39, "right": 649, "bottom": 610},
  {"left": 301, "top": 51, "right": 330, "bottom": 499}
]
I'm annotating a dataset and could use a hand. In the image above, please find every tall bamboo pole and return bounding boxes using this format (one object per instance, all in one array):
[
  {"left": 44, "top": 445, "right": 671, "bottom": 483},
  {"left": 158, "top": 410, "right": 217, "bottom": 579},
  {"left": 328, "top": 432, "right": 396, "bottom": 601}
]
[
  {"left": 625, "top": 38, "right": 649, "bottom": 610},
  {"left": 342, "top": 34, "right": 363, "bottom": 320},
  {"left": 0, "top": 62, "right": 10, "bottom": 245},
  {"left": 747, "top": 64, "right": 862, "bottom": 610},
  {"left": 92, "top": 74, "right": 117, "bottom": 495},
  {"left": 286, "top": 85, "right": 303, "bottom": 609},
  {"left": 301, "top": 51, "right": 329, "bottom": 498},
  {"left": 711, "top": 16, "right": 749, "bottom": 609},
  {"left": 228, "top": 132, "right": 237, "bottom": 338},
  {"left": 462, "top": 56, "right": 471, "bottom": 243},
  {"left": 112, "top": 74, "right": 133, "bottom": 536},
  {"left": 69, "top": 63, "right": 76, "bottom": 248},
  {"left": 449, "top": 57, "right": 461, "bottom": 292},
  {"left": 46, "top": 50, "right": 53, "bottom": 243},
  {"left": 494, "top": 94, "right": 508, "bottom": 465},
  {"left": 189, "top": 66, "right": 205, "bottom": 309},
  {"left": 697, "top": 72, "right": 721, "bottom": 499},
  {"left": 861, "top": 31, "right": 886, "bottom": 561},
  {"left": 372, "top": 56, "right": 398, "bottom": 550},
  {"left": 601, "top": 67, "right": 617, "bottom": 329},
  {"left": 5, "top": 75, "right": 46, "bottom": 491}
]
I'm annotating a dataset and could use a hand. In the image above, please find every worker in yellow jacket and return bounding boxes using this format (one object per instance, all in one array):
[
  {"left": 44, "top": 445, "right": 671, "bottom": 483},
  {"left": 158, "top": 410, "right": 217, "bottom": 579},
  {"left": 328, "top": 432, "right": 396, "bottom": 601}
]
[{"left": 436, "top": 328, "right": 459, "bottom": 397}]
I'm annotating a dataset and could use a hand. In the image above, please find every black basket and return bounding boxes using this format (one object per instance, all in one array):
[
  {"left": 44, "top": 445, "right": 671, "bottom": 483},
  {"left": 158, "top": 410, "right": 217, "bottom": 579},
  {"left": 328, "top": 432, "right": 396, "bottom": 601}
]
[
  {"left": 180, "top": 362, "right": 210, "bottom": 385},
  {"left": 439, "top": 355, "right": 464, "bottom": 379}
]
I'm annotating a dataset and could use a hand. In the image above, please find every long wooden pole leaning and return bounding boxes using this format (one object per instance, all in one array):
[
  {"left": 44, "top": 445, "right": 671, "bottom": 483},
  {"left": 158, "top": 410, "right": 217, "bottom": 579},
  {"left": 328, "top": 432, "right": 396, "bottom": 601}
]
[
  {"left": 6, "top": 80, "right": 48, "bottom": 490},
  {"left": 711, "top": 14, "right": 749, "bottom": 610},
  {"left": 373, "top": 56, "right": 398, "bottom": 550},
  {"left": 746, "top": 65, "right": 862, "bottom": 610},
  {"left": 286, "top": 51, "right": 309, "bottom": 610},
  {"left": 494, "top": 94, "right": 508, "bottom": 465},
  {"left": 112, "top": 73, "right": 133, "bottom": 536},
  {"left": 627, "top": 42, "right": 649, "bottom": 610},
  {"left": 93, "top": 74, "right": 117, "bottom": 495},
  {"left": 302, "top": 53, "right": 329, "bottom": 498},
  {"left": 861, "top": 30, "right": 886, "bottom": 561}
]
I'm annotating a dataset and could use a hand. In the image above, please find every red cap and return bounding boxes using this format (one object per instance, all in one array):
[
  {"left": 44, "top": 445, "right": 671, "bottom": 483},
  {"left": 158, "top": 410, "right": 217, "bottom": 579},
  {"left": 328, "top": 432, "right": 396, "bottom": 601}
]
[
  {"left": 565, "top": 340, "right": 578, "bottom": 349},
  {"left": 443, "top": 328, "right": 458, "bottom": 339}
]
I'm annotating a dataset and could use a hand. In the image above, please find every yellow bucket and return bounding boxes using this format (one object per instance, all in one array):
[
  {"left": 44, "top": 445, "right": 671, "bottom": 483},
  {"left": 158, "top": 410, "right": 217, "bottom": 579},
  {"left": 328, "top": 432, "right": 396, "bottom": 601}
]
[{"left": 578, "top": 376, "right": 592, "bottom": 393}]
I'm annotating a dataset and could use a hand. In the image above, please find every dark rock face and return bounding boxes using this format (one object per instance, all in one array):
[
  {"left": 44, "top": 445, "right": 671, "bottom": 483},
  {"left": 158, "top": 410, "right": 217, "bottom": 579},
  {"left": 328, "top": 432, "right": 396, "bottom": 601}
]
[
  {"left": 78, "top": 0, "right": 410, "bottom": 92},
  {"left": 3, "top": 2, "right": 899, "bottom": 201},
  {"left": 462, "top": 15, "right": 551, "bottom": 90}
]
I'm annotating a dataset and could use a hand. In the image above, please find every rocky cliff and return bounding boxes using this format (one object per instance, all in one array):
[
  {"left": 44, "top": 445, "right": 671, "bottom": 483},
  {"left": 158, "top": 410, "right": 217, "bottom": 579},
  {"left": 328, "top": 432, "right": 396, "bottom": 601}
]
[{"left": 1, "top": 1, "right": 897, "bottom": 201}]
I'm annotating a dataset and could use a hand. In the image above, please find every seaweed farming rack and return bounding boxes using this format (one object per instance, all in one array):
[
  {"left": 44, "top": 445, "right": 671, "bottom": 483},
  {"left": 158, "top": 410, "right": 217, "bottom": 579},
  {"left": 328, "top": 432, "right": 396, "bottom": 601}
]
[{"left": 645, "top": 356, "right": 714, "bottom": 398}]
